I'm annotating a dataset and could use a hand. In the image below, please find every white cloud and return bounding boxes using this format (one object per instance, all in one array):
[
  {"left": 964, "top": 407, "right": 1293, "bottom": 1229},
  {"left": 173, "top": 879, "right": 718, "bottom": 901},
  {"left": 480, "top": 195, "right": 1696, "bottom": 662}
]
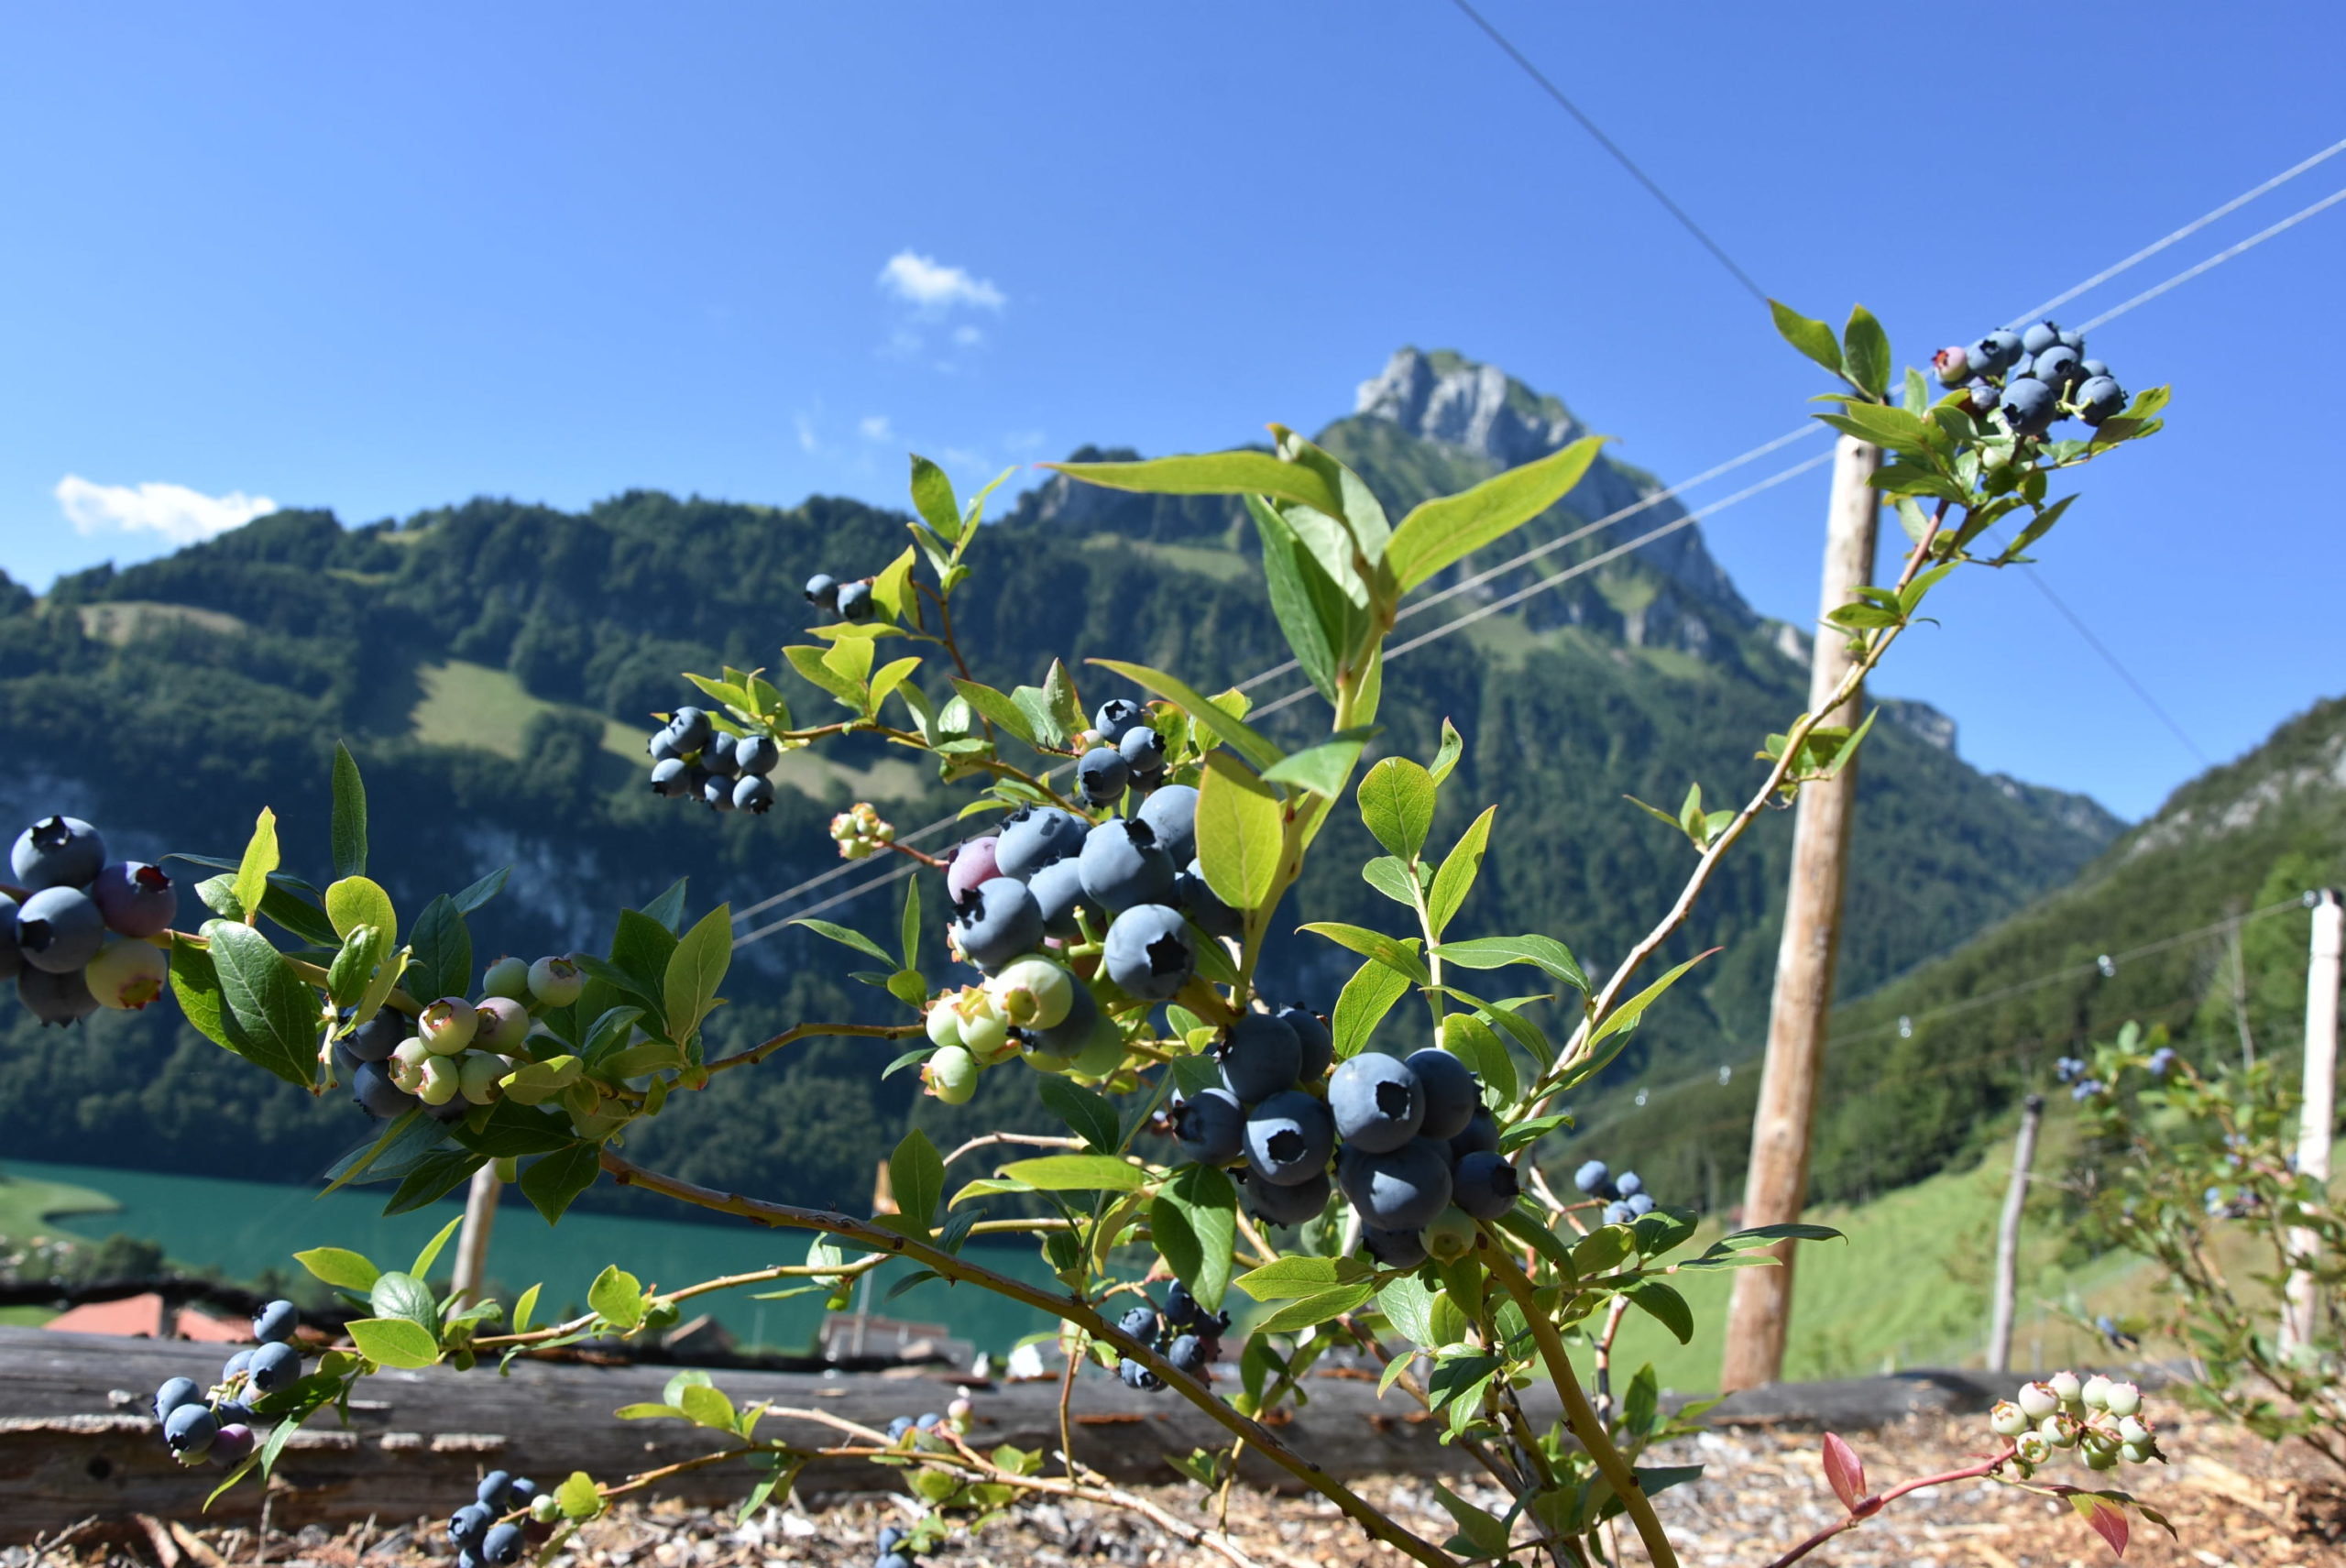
[
  {"left": 878, "top": 250, "right": 1005, "bottom": 313},
  {"left": 795, "top": 414, "right": 820, "bottom": 453},
  {"left": 55, "top": 476, "right": 277, "bottom": 546},
  {"left": 951, "top": 323, "right": 985, "bottom": 348},
  {"left": 859, "top": 415, "right": 894, "bottom": 442}
]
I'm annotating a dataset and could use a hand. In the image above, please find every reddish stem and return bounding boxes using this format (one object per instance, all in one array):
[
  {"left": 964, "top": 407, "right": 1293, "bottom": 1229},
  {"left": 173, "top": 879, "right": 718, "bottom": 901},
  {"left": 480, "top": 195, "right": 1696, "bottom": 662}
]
[{"left": 1764, "top": 1449, "right": 2014, "bottom": 1568}]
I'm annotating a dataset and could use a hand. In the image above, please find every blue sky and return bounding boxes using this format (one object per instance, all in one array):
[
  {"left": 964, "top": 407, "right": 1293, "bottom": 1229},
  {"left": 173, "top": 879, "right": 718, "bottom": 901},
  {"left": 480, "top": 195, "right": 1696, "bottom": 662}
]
[{"left": 4, "top": 3, "right": 2341, "bottom": 822}]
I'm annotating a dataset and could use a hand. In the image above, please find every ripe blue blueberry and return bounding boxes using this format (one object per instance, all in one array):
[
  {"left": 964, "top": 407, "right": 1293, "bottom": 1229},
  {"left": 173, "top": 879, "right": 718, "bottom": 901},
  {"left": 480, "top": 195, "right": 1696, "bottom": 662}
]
[
  {"left": 222, "top": 1349, "right": 253, "bottom": 1382},
  {"left": 1172, "top": 1087, "right": 1244, "bottom": 1166},
  {"left": 449, "top": 1503, "right": 494, "bottom": 1552},
  {"left": 1601, "top": 1201, "right": 1633, "bottom": 1226},
  {"left": 953, "top": 877, "right": 1045, "bottom": 971},
  {"left": 1453, "top": 1151, "right": 1520, "bottom": 1220},
  {"left": 1166, "top": 1282, "right": 1229, "bottom": 1335},
  {"left": 153, "top": 1376, "right": 202, "bottom": 1422},
  {"left": 1338, "top": 1137, "right": 1453, "bottom": 1230},
  {"left": 482, "top": 1523, "right": 524, "bottom": 1566},
  {"left": 1329, "top": 1053, "right": 1425, "bottom": 1153},
  {"left": 92, "top": 861, "right": 178, "bottom": 938},
  {"left": 887, "top": 1415, "right": 915, "bottom": 1442},
  {"left": 2079, "top": 358, "right": 2110, "bottom": 381},
  {"left": 1094, "top": 698, "right": 1145, "bottom": 737},
  {"left": 0, "top": 894, "right": 20, "bottom": 981},
  {"left": 733, "top": 776, "right": 774, "bottom": 814},
  {"left": 1102, "top": 903, "right": 1194, "bottom": 1000},
  {"left": 1167, "top": 1333, "right": 1208, "bottom": 1376},
  {"left": 1280, "top": 1007, "right": 1333, "bottom": 1082},
  {"left": 2030, "top": 345, "right": 2084, "bottom": 389},
  {"left": 16, "top": 886, "right": 104, "bottom": 973},
  {"left": 877, "top": 1528, "right": 907, "bottom": 1554},
  {"left": 1244, "top": 1091, "right": 1335, "bottom": 1186},
  {"left": 1219, "top": 1012, "right": 1303, "bottom": 1103},
  {"left": 649, "top": 758, "right": 692, "bottom": 797},
  {"left": 1404, "top": 1048, "right": 1478, "bottom": 1140},
  {"left": 2075, "top": 376, "right": 2125, "bottom": 426},
  {"left": 1624, "top": 1192, "right": 1655, "bottom": 1217},
  {"left": 1613, "top": 1170, "right": 1643, "bottom": 1199},
  {"left": 2146, "top": 1046, "right": 2177, "bottom": 1079},
  {"left": 837, "top": 581, "right": 875, "bottom": 621},
  {"left": 701, "top": 773, "right": 736, "bottom": 811},
  {"left": 648, "top": 728, "right": 683, "bottom": 763},
  {"left": 1361, "top": 1226, "right": 1429, "bottom": 1269},
  {"left": 12, "top": 816, "right": 105, "bottom": 891},
  {"left": 1079, "top": 817, "right": 1177, "bottom": 913},
  {"left": 477, "top": 1471, "right": 513, "bottom": 1508},
  {"left": 669, "top": 707, "right": 714, "bottom": 751},
  {"left": 19, "top": 964, "right": 98, "bottom": 1025},
  {"left": 1077, "top": 747, "right": 1131, "bottom": 806},
  {"left": 1969, "top": 330, "right": 2023, "bottom": 376},
  {"left": 2020, "top": 321, "right": 2062, "bottom": 356},
  {"left": 252, "top": 1299, "right": 298, "bottom": 1344},
  {"left": 1966, "top": 379, "right": 2001, "bottom": 414},
  {"left": 1023, "top": 856, "right": 1093, "bottom": 939},
  {"left": 994, "top": 806, "right": 1090, "bottom": 880},
  {"left": 247, "top": 1340, "right": 300, "bottom": 1394},
  {"left": 736, "top": 735, "right": 781, "bottom": 777},
  {"left": 1244, "top": 1167, "right": 1332, "bottom": 1226},
  {"left": 804, "top": 573, "right": 839, "bottom": 611},
  {"left": 164, "top": 1403, "right": 217, "bottom": 1459},
  {"left": 2000, "top": 377, "right": 2056, "bottom": 433},
  {"left": 1117, "top": 724, "right": 1167, "bottom": 780},
  {"left": 1137, "top": 785, "right": 1199, "bottom": 865},
  {"left": 1174, "top": 861, "right": 1242, "bottom": 940},
  {"left": 2055, "top": 327, "right": 2086, "bottom": 354},
  {"left": 1573, "top": 1159, "right": 1611, "bottom": 1196},
  {"left": 1450, "top": 1108, "right": 1500, "bottom": 1160},
  {"left": 352, "top": 1060, "right": 418, "bottom": 1118},
  {"left": 1117, "top": 1304, "right": 1160, "bottom": 1343},
  {"left": 1118, "top": 1357, "right": 1162, "bottom": 1391},
  {"left": 701, "top": 733, "right": 741, "bottom": 778}
]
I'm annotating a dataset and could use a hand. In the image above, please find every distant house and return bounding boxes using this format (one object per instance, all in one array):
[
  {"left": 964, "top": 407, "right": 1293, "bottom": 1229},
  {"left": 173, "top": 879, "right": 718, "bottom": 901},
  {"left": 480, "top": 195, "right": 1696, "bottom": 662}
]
[{"left": 41, "top": 1295, "right": 247, "bottom": 1341}]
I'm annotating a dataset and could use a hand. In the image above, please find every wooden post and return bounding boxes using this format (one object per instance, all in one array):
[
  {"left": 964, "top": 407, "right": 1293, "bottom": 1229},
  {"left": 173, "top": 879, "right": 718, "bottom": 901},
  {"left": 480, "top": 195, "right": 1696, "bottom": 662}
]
[
  {"left": 449, "top": 1165, "right": 500, "bottom": 1309},
  {"left": 1986, "top": 1093, "right": 2044, "bottom": 1373},
  {"left": 2280, "top": 889, "right": 2341, "bottom": 1353},
  {"left": 1720, "top": 433, "right": 1880, "bottom": 1392}
]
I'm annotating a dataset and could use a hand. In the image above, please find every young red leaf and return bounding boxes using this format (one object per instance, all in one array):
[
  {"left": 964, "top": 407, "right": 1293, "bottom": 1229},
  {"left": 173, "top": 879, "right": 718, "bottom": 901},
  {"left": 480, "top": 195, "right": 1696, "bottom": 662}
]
[
  {"left": 1820, "top": 1431, "right": 1867, "bottom": 1514},
  {"left": 2071, "top": 1494, "right": 2130, "bottom": 1558}
]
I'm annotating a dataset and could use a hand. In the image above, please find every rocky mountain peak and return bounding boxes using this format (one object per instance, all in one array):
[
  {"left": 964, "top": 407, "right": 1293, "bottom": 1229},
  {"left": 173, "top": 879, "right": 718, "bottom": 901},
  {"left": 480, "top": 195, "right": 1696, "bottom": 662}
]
[{"left": 1355, "top": 347, "right": 1585, "bottom": 468}]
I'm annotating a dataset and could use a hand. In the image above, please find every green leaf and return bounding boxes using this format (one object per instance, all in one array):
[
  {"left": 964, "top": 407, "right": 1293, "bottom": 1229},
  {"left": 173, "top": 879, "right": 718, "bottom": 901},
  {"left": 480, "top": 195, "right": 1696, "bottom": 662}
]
[
  {"left": 168, "top": 935, "right": 236, "bottom": 1052},
  {"left": 1624, "top": 1278, "right": 1694, "bottom": 1344},
  {"left": 1431, "top": 935, "right": 1587, "bottom": 995},
  {"left": 1046, "top": 448, "right": 1344, "bottom": 521},
  {"left": 1385, "top": 435, "right": 1606, "bottom": 592},
  {"left": 1361, "top": 855, "right": 1419, "bottom": 906},
  {"left": 785, "top": 642, "right": 864, "bottom": 710},
  {"left": 1770, "top": 300, "right": 1844, "bottom": 374},
  {"left": 1841, "top": 304, "right": 1891, "bottom": 400},
  {"left": 1299, "top": 923, "right": 1430, "bottom": 986},
  {"left": 868, "top": 546, "right": 917, "bottom": 625},
  {"left": 1377, "top": 1274, "right": 1437, "bottom": 1347},
  {"left": 1582, "top": 951, "right": 1711, "bottom": 1058},
  {"left": 204, "top": 919, "right": 323, "bottom": 1088},
  {"left": 908, "top": 454, "right": 961, "bottom": 539},
  {"left": 1428, "top": 718, "right": 1464, "bottom": 785},
  {"left": 1088, "top": 659, "right": 1283, "bottom": 772},
  {"left": 411, "top": 1214, "right": 466, "bottom": 1279},
  {"left": 589, "top": 1264, "right": 647, "bottom": 1331},
  {"left": 323, "top": 876, "right": 396, "bottom": 947},
  {"left": 1037, "top": 1077, "right": 1119, "bottom": 1154},
  {"left": 890, "top": 1128, "right": 946, "bottom": 1230},
  {"left": 450, "top": 865, "right": 508, "bottom": 916},
  {"left": 662, "top": 904, "right": 731, "bottom": 1043},
  {"left": 555, "top": 1471, "right": 602, "bottom": 1520},
  {"left": 513, "top": 1282, "right": 542, "bottom": 1333},
  {"left": 677, "top": 1382, "right": 736, "bottom": 1431},
  {"left": 1245, "top": 496, "right": 1345, "bottom": 705},
  {"left": 1716, "top": 1222, "right": 1845, "bottom": 1249},
  {"left": 998, "top": 1154, "right": 1143, "bottom": 1191},
  {"left": 1332, "top": 954, "right": 1414, "bottom": 1060},
  {"left": 1441, "top": 1012, "right": 1517, "bottom": 1105},
  {"left": 404, "top": 895, "right": 471, "bottom": 1004},
  {"left": 1425, "top": 806, "right": 1495, "bottom": 938},
  {"left": 948, "top": 678, "right": 1040, "bottom": 746},
  {"left": 793, "top": 917, "right": 893, "bottom": 965},
  {"left": 1816, "top": 401, "right": 1934, "bottom": 457},
  {"left": 1258, "top": 734, "right": 1371, "bottom": 799},
  {"left": 1196, "top": 751, "right": 1285, "bottom": 913},
  {"left": 293, "top": 1246, "right": 378, "bottom": 1292},
  {"left": 230, "top": 807, "right": 280, "bottom": 926},
  {"left": 1235, "top": 1255, "right": 1371, "bottom": 1299},
  {"left": 346, "top": 1316, "right": 439, "bottom": 1369},
  {"left": 1357, "top": 757, "right": 1435, "bottom": 862},
  {"left": 521, "top": 1143, "right": 601, "bottom": 1223},
  {"left": 1150, "top": 1163, "right": 1237, "bottom": 1313},
  {"left": 1433, "top": 1481, "right": 1512, "bottom": 1561},
  {"left": 614, "top": 1401, "right": 685, "bottom": 1422},
  {"left": 1250, "top": 1283, "right": 1373, "bottom": 1336},
  {"left": 328, "top": 741, "right": 368, "bottom": 879},
  {"left": 899, "top": 875, "right": 922, "bottom": 972},
  {"left": 369, "top": 1269, "right": 439, "bottom": 1332},
  {"left": 385, "top": 1150, "right": 485, "bottom": 1217}
]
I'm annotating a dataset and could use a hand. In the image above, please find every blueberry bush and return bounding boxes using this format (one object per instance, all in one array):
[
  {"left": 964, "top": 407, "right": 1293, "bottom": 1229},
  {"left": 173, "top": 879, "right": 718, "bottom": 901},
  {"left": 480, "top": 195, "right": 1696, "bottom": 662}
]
[{"left": 5, "top": 303, "right": 2185, "bottom": 1565}]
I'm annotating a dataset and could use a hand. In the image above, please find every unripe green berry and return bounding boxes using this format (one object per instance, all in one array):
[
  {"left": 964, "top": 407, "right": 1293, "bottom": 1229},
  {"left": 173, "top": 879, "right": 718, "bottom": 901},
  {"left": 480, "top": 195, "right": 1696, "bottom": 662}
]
[
  {"left": 416, "top": 1056, "right": 463, "bottom": 1106},
  {"left": 482, "top": 956, "right": 532, "bottom": 1001},
  {"left": 1988, "top": 1400, "right": 2029, "bottom": 1438},
  {"left": 2082, "top": 1442, "right": 2119, "bottom": 1471},
  {"left": 2040, "top": 1413, "right": 2077, "bottom": 1449},
  {"left": 1420, "top": 1207, "right": 1478, "bottom": 1263},
  {"left": 531, "top": 1494, "right": 562, "bottom": 1524},
  {"left": 419, "top": 997, "right": 478, "bottom": 1056},
  {"left": 2101, "top": 1380, "right": 2141, "bottom": 1418},
  {"left": 389, "top": 1036, "right": 432, "bottom": 1091},
  {"left": 926, "top": 1046, "right": 978, "bottom": 1105},
  {"left": 2014, "top": 1431, "right": 2051, "bottom": 1465},
  {"left": 926, "top": 999, "right": 964, "bottom": 1049},
  {"left": 2116, "top": 1414, "right": 2149, "bottom": 1446},
  {"left": 529, "top": 955, "right": 585, "bottom": 1007},
  {"left": 2048, "top": 1370, "right": 2082, "bottom": 1406},
  {"left": 460, "top": 1053, "right": 511, "bottom": 1105},
  {"left": 474, "top": 995, "right": 530, "bottom": 1052},
  {"left": 959, "top": 994, "right": 1009, "bottom": 1057},
  {"left": 986, "top": 957, "right": 1074, "bottom": 1030},
  {"left": 2016, "top": 1381, "right": 2059, "bottom": 1420},
  {"left": 2080, "top": 1373, "right": 2112, "bottom": 1409},
  {"left": 2120, "top": 1437, "right": 2155, "bottom": 1464}
]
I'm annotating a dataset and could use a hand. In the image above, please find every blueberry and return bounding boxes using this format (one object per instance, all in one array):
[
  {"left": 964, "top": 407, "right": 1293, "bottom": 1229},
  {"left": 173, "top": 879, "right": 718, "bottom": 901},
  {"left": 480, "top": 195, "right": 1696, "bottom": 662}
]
[
  {"left": 481, "top": 956, "right": 531, "bottom": 1001},
  {"left": 1077, "top": 747, "right": 1131, "bottom": 807},
  {"left": 668, "top": 707, "right": 714, "bottom": 751},
  {"left": 209, "top": 1422, "right": 255, "bottom": 1467},
  {"left": 1022, "top": 977, "right": 1101, "bottom": 1058},
  {"left": 947, "top": 835, "right": 1003, "bottom": 902},
  {"left": 647, "top": 728, "right": 683, "bottom": 764},
  {"left": 1117, "top": 724, "right": 1167, "bottom": 781},
  {"left": 1601, "top": 1201, "right": 1633, "bottom": 1226},
  {"left": 838, "top": 581, "right": 875, "bottom": 621},
  {"left": 650, "top": 758, "right": 693, "bottom": 797},
  {"left": 1136, "top": 785, "right": 1199, "bottom": 866},
  {"left": 1118, "top": 1357, "right": 1162, "bottom": 1391},
  {"left": 1279, "top": 1007, "right": 1333, "bottom": 1082},
  {"left": 2030, "top": 345, "right": 2084, "bottom": 389},
  {"left": 952, "top": 877, "right": 1045, "bottom": 970},
  {"left": 702, "top": 732, "right": 741, "bottom": 779},
  {"left": 1102, "top": 904, "right": 1194, "bottom": 1000},
  {"left": 1449, "top": 1108, "right": 1500, "bottom": 1160},
  {"left": 1174, "top": 861, "right": 1242, "bottom": 940},
  {"left": 2080, "top": 357, "right": 2110, "bottom": 381},
  {"left": 734, "top": 735, "right": 781, "bottom": 777},
  {"left": 1116, "top": 1303, "right": 1160, "bottom": 1343},
  {"left": 2000, "top": 377, "right": 2056, "bottom": 433},
  {"left": 1420, "top": 1206, "right": 1478, "bottom": 1262},
  {"left": 91, "top": 861, "right": 178, "bottom": 938},
  {"left": 1218, "top": 1012, "right": 1302, "bottom": 1103},
  {"left": 1337, "top": 1138, "right": 1453, "bottom": 1230},
  {"left": 1969, "top": 330, "right": 2023, "bottom": 377},
  {"left": 247, "top": 1339, "right": 300, "bottom": 1394},
  {"left": 87, "top": 938, "right": 168, "bottom": 1010},
  {"left": 994, "top": 806, "right": 1090, "bottom": 880},
  {"left": 2146, "top": 1046, "right": 2177, "bottom": 1079},
  {"left": 1329, "top": 1053, "right": 1425, "bottom": 1154},
  {"left": 1167, "top": 1333, "right": 1208, "bottom": 1376},
  {"left": 1165, "top": 1282, "right": 1228, "bottom": 1335},
  {"left": 887, "top": 1415, "right": 915, "bottom": 1441},
  {"left": 2075, "top": 375, "right": 2125, "bottom": 426},
  {"left": 732, "top": 776, "right": 775, "bottom": 814},
  {"left": 163, "top": 1402, "right": 217, "bottom": 1458},
  {"left": 877, "top": 1528, "right": 907, "bottom": 1553},
  {"left": 481, "top": 1523, "right": 524, "bottom": 1565},
  {"left": 1403, "top": 1048, "right": 1478, "bottom": 1140},
  {"left": 505, "top": 1476, "right": 535, "bottom": 1508},
  {"left": 1965, "top": 378, "right": 2001, "bottom": 414},
  {"left": 474, "top": 995, "right": 530, "bottom": 1052},
  {"left": 1931, "top": 345, "right": 1969, "bottom": 387},
  {"left": 700, "top": 773, "right": 736, "bottom": 811},
  {"left": 1453, "top": 1152, "right": 1519, "bottom": 1220},
  {"left": 11, "top": 816, "right": 105, "bottom": 890},
  {"left": 1078, "top": 817, "right": 1176, "bottom": 913},
  {"left": 153, "top": 1376, "right": 202, "bottom": 1422},
  {"left": 221, "top": 1349, "right": 253, "bottom": 1382},
  {"left": 915, "top": 1410, "right": 941, "bottom": 1430},
  {"left": 1361, "top": 1226, "right": 1429, "bottom": 1269},
  {"left": 419, "top": 996, "right": 478, "bottom": 1056},
  {"left": 1094, "top": 698, "right": 1145, "bottom": 737},
  {"left": 1624, "top": 1192, "right": 1655, "bottom": 1217},
  {"left": 18, "top": 964, "right": 97, "bottom": 1025},
  {"left": 2055, "top": 327, "right": 2086, "bottom": 354},
  {"left": 1573, "top": 1159, "right": 1611, "bottom": 1195},
  {"left": 252, "top": 1299, "right": 299, "bottom": 1344},
  {"left": 1244, "top": 1091, "right": 1335, "bottom": 1186},
  {"left": 449, "top": 1503, "right": 494, "bottom": 1552},
  {"left": 0, "top": 894, "right": 19, "bottom": 981},
  {"left": 1244, "top": 1167, "right": 1332, "bottom": 1226},
  {"left": 804, "top": 573, "right": 839, "bottom": 611},
  {"left": 2020, "top": 321, "right": 2061, "bottom": 356},
  {"left": 530, "top": 957, "right": 584, "bottom": 1007},
  {"left": 1027, "top": 856, "right": 1098, "bottom": 938},
  {"left": 1171, "top": 1087, "right": 1244, "bottom": 1166},
  {"left": 16, "top": 886, "right": 105, "bottom": 973},
  {"left": 1613, "top": 1170, "right": 1643, "bottom": 1199}
]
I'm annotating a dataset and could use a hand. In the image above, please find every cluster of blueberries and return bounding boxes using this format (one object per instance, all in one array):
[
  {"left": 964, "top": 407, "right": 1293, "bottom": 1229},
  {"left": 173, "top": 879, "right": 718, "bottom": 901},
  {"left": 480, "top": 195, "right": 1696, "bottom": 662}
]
[
  {"left": 872, "top": 1523, "right": 923, "bottom": 1568},
  {"left": 1933, "top": 320, "right": 2128, "bottom": 435},
  {"left": 646, "top": 706, "right": 782, "bottom": 815},
  {"left": 150, "top": 1299, "right": 302, "bottom": 1466},
  {"left": 806, "top": 571, "right": 876, "bottom": 624},
  {"left": 339, "top": 954, "right": 585, "bottom": 1125},
  {"left": 882, "top": 1395, "right": 969, "bottom": 1445},
  {"left": 1112, "top": 1281, "right": 1230, "bottom": 1391},
  {"left": 1171, "top": 1016, "right": 1519, "bottom": 1269},
  {"left": 1, "top": 815, "right": 178, "bottom": 1024},
  {"left": 449, "top": 1469, "right": 553, "bottom": 1567},
  {"left": 1570, "top": 1160, "right": 1658, "bottom": 1226},
  {"left": 2054, "top": 1055, "right": 2107, "bottom": 1102},
  {"left": 1987, "top": 1371, "right": 2160, "bottom": 1474}
]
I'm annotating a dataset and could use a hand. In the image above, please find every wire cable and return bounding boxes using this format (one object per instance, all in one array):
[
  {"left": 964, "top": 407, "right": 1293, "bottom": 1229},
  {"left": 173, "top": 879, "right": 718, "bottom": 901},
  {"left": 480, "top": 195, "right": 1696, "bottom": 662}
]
[{"left": 2075, "top": 182, "right": 2346, "bottom": 334}]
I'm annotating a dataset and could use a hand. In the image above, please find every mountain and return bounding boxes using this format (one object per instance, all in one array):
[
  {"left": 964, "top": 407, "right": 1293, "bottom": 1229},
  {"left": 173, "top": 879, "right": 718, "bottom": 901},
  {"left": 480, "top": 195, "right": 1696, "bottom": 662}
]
[{"left": 0, "top": 348, "right": 2121, "bottom": 1219}]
